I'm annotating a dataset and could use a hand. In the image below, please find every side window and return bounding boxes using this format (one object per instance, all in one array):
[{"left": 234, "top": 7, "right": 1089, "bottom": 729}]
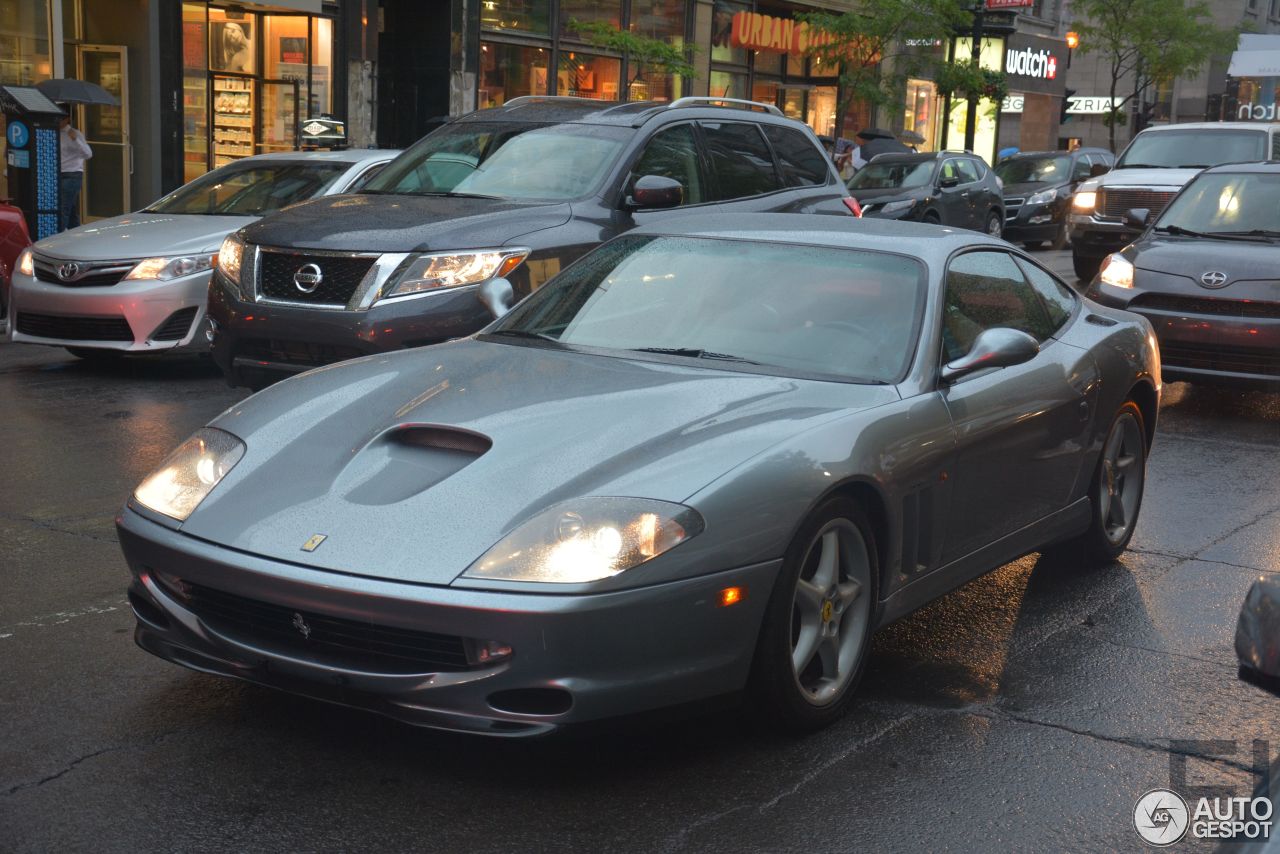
[
  {"left": 762, "top": 125, "right": 831, "bottom": 187},
  {"left": 700, "top": 121, "right": 783, "bottom": 199},
  {"left": 956, "top": 159, "right": 981, "bottom": 184},
  {"left": 347, "top": 163, "right": 387, "bottom": 192},
  {"left": 1072, "top": 156, "right": 1093, "bottom": 181},
  {"left": 942, "top": 251, "right": 1056, "bottom": 363},
  {"left": 1015, "top": 256, "right": 1077, "bottom": 333},
  {"left": 631, "top": 124, "right": 705, "bottom": 205},
  {"left": 940, "top": 159, "right": 961, "bottom": 183},
  {"left": 1271, "top": 132, "right": 1280, "bottom": 160}
]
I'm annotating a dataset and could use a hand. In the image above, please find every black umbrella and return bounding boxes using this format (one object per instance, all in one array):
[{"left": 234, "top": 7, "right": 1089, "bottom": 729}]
[
  {"left": 855, "top": 127, "right": 897, "bottom": 141},
  {"left": 858, "top": 136, "right": 912, "bottom": 160},
  {"left": 35, "top": 78, "right": 119, "bottom": 107}
]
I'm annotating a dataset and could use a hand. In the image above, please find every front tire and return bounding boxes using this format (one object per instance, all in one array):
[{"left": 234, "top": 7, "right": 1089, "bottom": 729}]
[
  {"left": 1050, "top": 401, "right": 1147, "bottom": 564},
  {"left": 1073, "top": 251, "right": 1102, "bottom": 282},
  {"left": 749, "top": 498, "right": 877, "bottom": 731},
  {"left": 984, "top": 210, "right": 1003, "bottom": 237}
]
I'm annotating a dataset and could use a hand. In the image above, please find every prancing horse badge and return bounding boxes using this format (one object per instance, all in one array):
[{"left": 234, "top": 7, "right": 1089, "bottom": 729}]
[{"left": 301, "top": 534, "right": 327, "bottom": 552}]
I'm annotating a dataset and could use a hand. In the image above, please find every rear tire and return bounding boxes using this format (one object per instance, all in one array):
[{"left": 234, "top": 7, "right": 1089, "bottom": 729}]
[
  {"left": 749, "top": 498, "right": 877, "bottom": 732},
  {"left": 1072, "top": 251, "right": 1101, "bottom": 282},
  {"left": 65, "top": 347, "right": 125, "bottom": 362}
]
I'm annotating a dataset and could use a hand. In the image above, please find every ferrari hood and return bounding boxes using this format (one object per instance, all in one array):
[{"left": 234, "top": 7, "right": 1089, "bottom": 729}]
[
  {"left": 181, "top": 339, "right": 897, "bottom": 584},
  {"left": 33, "top": 213, "right": 253, "bottom": 260}
]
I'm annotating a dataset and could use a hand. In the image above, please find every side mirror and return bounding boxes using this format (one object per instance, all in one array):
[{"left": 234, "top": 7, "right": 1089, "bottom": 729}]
[
  {"left": 1124, "top": 207, "right": 1150, "bottom": 229},
  {"left": 628, "top": 175, "right": 683, "bottom": 210},
  {"left": 938, "top": 175, "right": 960, "bottom": 189},
  {"left": 1089, "top": 162, "right": 1110, "bottom": 177},
  {"left": 941, "top": 328, "right": 1039, "bottom": 382},
  {"left": 477, "top": 277, "right": 514, "bottom": 319}
]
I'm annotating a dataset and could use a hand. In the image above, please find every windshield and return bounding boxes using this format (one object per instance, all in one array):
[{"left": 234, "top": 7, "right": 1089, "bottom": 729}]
[
  {"left": 1116, "top": 130, "right": 1266, "bottom": 169},
  {"left": 363, "top": 121, "right": 628, "bottom": 201},
  {"left": 995, "top": 156, "right": 1071, "bottom": 185},
  {"left": 489, "top": 235, "right": 926, "bottom": 384},
  {"left": 146, "top": 161, "right": 352, "bottom": 215},
  {"left": 1155, "top": 172, "right": 1280, "bottom": 234},
  {"left": 847, "top": 161, "right": 935, "bottom": 191}
]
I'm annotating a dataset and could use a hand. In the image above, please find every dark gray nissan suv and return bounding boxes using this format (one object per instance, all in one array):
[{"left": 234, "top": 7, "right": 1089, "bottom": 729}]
[{"left": 208, "top": 96, "right": 851, "bottom": 388}]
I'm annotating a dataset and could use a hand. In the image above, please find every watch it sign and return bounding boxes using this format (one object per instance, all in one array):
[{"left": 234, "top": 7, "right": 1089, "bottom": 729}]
[{"left": 1007, "top": 46, "right": 1058, "bottom": 80}]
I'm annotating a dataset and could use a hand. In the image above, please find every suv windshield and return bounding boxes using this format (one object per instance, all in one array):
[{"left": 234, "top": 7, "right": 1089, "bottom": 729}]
[
  {"left": 1116, "top": 130, "right": 1266, "bottom": 169},
  {"left": 995, "top": 155, "right": 1070, "bottom": 185},
  {"left": 489, "top": 234, "right": 926, "bottom": 384},
  {"left": 847, "top": 161, "right": 935, "bottom": 191},
  {"left": 1155, "top": 172, "right": 1280, "bottom": 235},
  {"left": 146, "top": 161, "right": 351, "bottom": 216},
  {"left": 363, "top": 121, "right": 629, "bottom": 201}
]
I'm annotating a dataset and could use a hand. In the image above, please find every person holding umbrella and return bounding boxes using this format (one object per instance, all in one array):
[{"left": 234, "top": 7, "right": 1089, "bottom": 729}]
[{"left": 57, "top": 108, "right": 93, "bottom": 232}]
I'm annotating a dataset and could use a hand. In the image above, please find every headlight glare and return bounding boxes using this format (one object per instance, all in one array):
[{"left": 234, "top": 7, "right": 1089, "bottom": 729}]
[
  {"left": 1027, "top": 188, "right": 1057, "bottom": 205},
  {"left": 382, "top": 248, "right": 528, "bottom": 299},
  {"left": 125, "top": 254, "right": 217, "bottom": 281},
  {"left": 133, "top": 427, "right": 245, "bottom": 521},
  {"left": 17, "top": 248, "right": 34, "bottom": 277},
  {"left": 881, "top": 199, "right": 916, "bottom": 215},
  {"left": 216, "top": 234, "right": 245, "bottom": 286},
  {"left": 1098, "top": 253, "right": 1135, "bottom": 289},
  {"left": 464, "top": 497, "right": 704, "bottom": 584},
  {"left": 1072, "top": 190, "right": 1097, "bottom": 211}
]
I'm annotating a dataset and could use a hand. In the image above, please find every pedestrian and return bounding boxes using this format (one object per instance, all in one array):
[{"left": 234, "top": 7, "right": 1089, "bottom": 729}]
[{"left": 58, "top": 110, "right": 92, "bottom": 233}]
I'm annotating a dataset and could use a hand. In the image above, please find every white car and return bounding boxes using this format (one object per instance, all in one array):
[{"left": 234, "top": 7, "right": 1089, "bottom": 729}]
[{"left": 4, "top": 149, "right": 397, "bottom": 360}]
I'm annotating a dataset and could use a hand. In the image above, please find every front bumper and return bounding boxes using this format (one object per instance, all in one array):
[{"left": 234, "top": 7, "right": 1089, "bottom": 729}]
[
  {"left": 1003, "top": 199, "right": 1064, "bottom": 243},
  {"left": 117, "top": 507, "right": 778, "bottom": 736},
  {"left": 1089, "top": 281, "right": 1280, "bottom": 386},
  {"left": 208, "top": 272, "right": 493, "bottom": 388},
  {"left": 7, "top": 269, "right": 210, "bottom": 352},
  {"left": 1069, "top": 214, "right": 1141, "bottom": 258}
]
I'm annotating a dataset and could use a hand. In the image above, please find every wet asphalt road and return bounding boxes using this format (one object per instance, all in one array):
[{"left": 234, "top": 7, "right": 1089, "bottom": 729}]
[{"left": 2, "top": 248, "right": 1279, "bottom": 852}]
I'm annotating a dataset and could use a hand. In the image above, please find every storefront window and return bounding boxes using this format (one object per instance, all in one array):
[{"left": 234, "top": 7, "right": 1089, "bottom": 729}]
[
  {"left": 182, "top": 3, "right": 208, "bottom": 182},
  {"left": 752, "top": 77, "right": 780, "bottom": 108},
  {"left": 0, "top": 0, "right": 51, "bottom": 85},
  {"left": 310, "top": 17, "right": 333, "bottom": 115},
  {"left": 710, "top": 0, "right": 748, "bottom": 66},
  {"left": 807, "top": 86, "right": 837, "bottom": 138},
  {"left": 754, "top": 50, "right": 782, "bottom": 76},
  {"left": 481, "top": 0, "right": 550, "bottom": 35},
  {"left": 946, "top": 37, "right": 1003, "bottom": 165},
  {"left": 262, "top": 14, "right": 307, "bottom": 152},
  {"left": 558, "top": 51, "right": 621, "bottom": 99},
  {"left": 560, "top": 0, "right": 621, "bottom": 37},
  {"left": 904, "top": 79, "right": 939, "bottom": 151},
  {"left": 480, "top": 41, "right": 549, "bottom": 107},
  {"left": 709, "top": 69, "right": 747, "bottom": 99},
  {"left": 209, "top": 7, "right": 255, "bottom": 74}
]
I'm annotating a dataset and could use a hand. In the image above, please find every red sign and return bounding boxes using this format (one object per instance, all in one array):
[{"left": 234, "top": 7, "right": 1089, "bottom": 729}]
[
  {"left": 985, "top": 0, "right": 1035, "bottom": 7},
  {"left": 730, "top": 12, "right": 836, "bottom": 58}
]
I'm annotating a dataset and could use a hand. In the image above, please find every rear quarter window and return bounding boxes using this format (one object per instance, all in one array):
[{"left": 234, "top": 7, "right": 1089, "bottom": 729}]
[
  {"left": 762, "top": 125, "right": 832, "bottom": 187},
  {"left": 700, "top": 121, "right": 783, "bottom": 199}
]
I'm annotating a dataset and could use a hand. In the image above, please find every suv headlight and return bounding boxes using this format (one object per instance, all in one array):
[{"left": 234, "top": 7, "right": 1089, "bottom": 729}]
[
  {"left": 463, "top": 497, "right": 704, "bottom": 584},
  {"left": 1072, "top": 190, "right": 1097, "bottom": 212},
  {"left": 216, "top": 234, "right": 245, "bottom": 287},
  {"left": 1098, "top": 253, "right": 1134, "bottom": 289},
  {"left": 1027, "top": 188, "right": 1057, "bottom": 205},
  {"left": 16, "top": 248, "right": 34, "bottom": 277},
  {"left": 133, "top": 427, "right": 245, "bottom": 521},
  {"left": 380, "top": 248, "right": 528, "bottom": 300},
  {"left": 124, "top": 254, "right": 218, "bottom": 281}
]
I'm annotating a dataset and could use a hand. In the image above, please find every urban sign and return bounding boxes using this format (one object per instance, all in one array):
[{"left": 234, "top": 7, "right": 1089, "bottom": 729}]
[{"left": 729, "top": 12, "right": 836, "bottom": 57}]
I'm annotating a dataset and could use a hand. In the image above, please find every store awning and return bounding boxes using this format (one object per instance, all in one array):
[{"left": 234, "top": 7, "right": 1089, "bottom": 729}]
[{"left": 1228, "top": 34, "right": 1280, "bottom": 77}]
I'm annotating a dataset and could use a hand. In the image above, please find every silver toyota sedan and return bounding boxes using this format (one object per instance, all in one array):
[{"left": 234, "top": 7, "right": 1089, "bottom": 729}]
[
  {"left": 5, "top": 149, "right": 395, "bottom": 360},
  {"left": 117, "top": 214, "right": 1160, "bottom": 737}
]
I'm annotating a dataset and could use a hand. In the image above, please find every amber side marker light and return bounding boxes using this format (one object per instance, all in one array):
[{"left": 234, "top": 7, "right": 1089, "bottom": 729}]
[{"left": 719, "top": 587, "right": 745, "bottom": 607}]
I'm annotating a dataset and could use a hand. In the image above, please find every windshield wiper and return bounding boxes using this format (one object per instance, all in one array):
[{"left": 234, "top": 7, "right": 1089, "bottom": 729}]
[
  {"left": 1153, "top": 224, "right": 1209, "bottom": 238},
  {"left": 488, "top": 329, "right": 559, "bottom": 342},
  {"left": 1212, "top": 229, "right": 1280, "bottom": 240},
  {"left": 1115, "top": 163, "right": 1169, "bottom": 169},
  {"left": 416, "top": 191, "right": 503, "bottom": 200},
  {"left": 1154, "top": 224, "right": 1271, "bottom": 243},
  {"left": 630, "top": 347, "right": 759, "bottom": 364}
]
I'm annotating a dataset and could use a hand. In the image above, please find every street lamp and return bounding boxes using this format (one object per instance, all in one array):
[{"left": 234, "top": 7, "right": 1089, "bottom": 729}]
[{"left": 1065, "top": 30, "right": 1079, "bottom": 69}]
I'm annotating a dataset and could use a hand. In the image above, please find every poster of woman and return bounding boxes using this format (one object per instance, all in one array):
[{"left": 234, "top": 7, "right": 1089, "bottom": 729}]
[{"left": 210, "top": 21, "right": 254, "bottom": 73}]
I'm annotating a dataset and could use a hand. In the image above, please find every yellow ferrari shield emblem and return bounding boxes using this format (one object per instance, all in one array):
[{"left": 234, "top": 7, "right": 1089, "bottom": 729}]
[{"left": 301, "top": 534, "right": 327, "bottom": 552}]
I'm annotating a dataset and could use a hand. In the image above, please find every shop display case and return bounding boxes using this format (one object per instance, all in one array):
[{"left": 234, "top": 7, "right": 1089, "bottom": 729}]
[{"left": 212, "top": 74, "right": 255, "bottom": 167}]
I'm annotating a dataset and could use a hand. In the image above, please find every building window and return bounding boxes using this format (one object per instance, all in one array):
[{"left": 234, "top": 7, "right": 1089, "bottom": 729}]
[
  {"left": 560, "top": 0, "right": 622, "bottom": 37},
  {"left": 710, "top": 0, "right": 749, "bottom": 65},
  {"left": 709, "top": 69, "right": 747, "bottom": 99},
  {"left": 479, "top": 41, "right": 549, "bottom": 107},
  {"left": 558, "top": 50, "right": 621, "bottom": 99},
  {"left": 480, "top": 0, "right": 551, "bottom": 35}
]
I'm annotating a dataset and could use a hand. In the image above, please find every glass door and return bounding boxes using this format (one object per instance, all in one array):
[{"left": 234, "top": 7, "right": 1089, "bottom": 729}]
[
  {"left": 77, "top": 44, "right": 130, "bottom": 220},
  {"left": 259, "top": 79, "right": 300, "bottom": 154},
  {"left": 212, "top": 74, "right": 255, "bottom": 167}
]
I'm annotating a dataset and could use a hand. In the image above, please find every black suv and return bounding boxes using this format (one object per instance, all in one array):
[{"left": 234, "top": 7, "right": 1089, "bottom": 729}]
[
  {"left": 208, "top": 96, "right": 850, "bottom": 388},
  {"left": 846, "top": 151, "right": 1004, "bottom": 235},
  {"left": 995, "top": 147, "right": 1112, "bottom": 250}
]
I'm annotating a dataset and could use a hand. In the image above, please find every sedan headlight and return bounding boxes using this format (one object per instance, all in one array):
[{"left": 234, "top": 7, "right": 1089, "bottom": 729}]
[
  {"left": 1027, "top": 188, "right": 1057, "bottom": 205},
  {"left": 463, "top": 497, "right": 704, "bottom": 584},
  {"left": 16, "top": 248, "right": 33, "bottom": 277},
  {"left": 216, "top": 234, "right": 245, "bottom": 287},
  {"left": 124, "top": 254, "right": 217, "bottom": 281},
  {"left": 1098, "top": 253, "right": 1135, "bottom": 289},
  {"left": 381, "top": 248, "right": 528, "bottom": 300},
  {"left": 133, "top": 427, "right": 245, "bottom": 522},
  {"left": 880, "top": 199, "right": 916, "bottom": 215},
  {"left": 1072, "top": 190, "right": 1097, "bottom": 212}
]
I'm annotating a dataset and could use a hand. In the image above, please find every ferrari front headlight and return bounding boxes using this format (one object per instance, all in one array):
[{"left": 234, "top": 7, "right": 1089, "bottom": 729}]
[
  {"left": 1098, "top": 253, "right": 1135, "bottom": 289},
  {"left": 380, "top": 248, "right": 528, "bottom": 300},
  {"left": 463, "top": 497, "right": 704, "bottom": 584},
  {"left": 125, "top": 254, "right": 217, "bottom": 281},
  {"left": 133, "top": 427, "right": 245, "bottom": 521}
]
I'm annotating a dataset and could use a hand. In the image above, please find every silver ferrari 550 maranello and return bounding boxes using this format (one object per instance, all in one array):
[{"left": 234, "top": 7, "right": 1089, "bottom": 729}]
[{"left": 117, "top": 213, "right": 1161, "bottom": 737}]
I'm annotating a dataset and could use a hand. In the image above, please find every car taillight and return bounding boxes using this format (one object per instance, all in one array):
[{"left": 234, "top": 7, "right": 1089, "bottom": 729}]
[{"left": 843, "top": 197, "right": 862, "bottom": 217}]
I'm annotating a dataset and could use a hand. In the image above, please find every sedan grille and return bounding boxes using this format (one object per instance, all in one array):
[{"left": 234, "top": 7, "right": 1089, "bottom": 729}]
[
  {"left": 16, "top": 312, "right": 133, "bottom": 341},
  {"left": 177, "top": 581, "right": 475, "bottom": 674},
  {"left": 1099, "top": 188, "right": 1176, "bottom": 220},
  {"left": 1131, "top": 294, "right": 1279, "bottom": 319},
  {"left": 1160, "top": 343, "right": 1280, "bottom": 377},
  {"left": 257, "top": 250, "right": 376, "bottom": 307},
  {"left": 32, "top": 255, "right": 134, "bottom": 288}
]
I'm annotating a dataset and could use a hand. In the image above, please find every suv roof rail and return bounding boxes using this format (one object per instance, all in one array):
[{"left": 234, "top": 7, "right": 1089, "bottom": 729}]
[
  {"left": 501, "top": 95, "right": 616, "bottom": 108},
  {"left": 666, "top": 96, "right": 784, "bottom": 116}
]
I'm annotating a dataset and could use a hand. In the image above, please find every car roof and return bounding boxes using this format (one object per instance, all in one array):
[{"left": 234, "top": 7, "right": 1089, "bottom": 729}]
[
  {"left": 625, "top": 212, "right": 1005, "bottom": 259},
  {"left": 238, "top": 149, "right": 400, "bottom": 165},
  {"left": 451, "top": 96, "right": 810, "bottom": 130},
  {"left": 1004, "top": 148, "right": 1110, "bottom": 158},
  {"left": 1199, "top": 160, "right": 1280, "bottom": 174},
  {"left": 1136, "top": 122, "right": 1272, "bottom": 133}
]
